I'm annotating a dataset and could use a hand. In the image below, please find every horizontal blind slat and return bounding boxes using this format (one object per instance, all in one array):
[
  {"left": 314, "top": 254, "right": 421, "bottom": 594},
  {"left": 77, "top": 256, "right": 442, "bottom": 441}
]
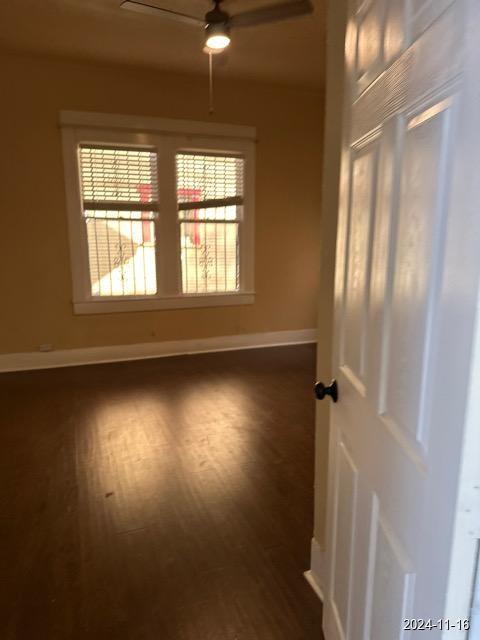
[
  {"left": 178, "top": 196, "right": 243, "bottom": 211},
  {"left": 83, "top": 200, "right": 159, "bottom": 212}
]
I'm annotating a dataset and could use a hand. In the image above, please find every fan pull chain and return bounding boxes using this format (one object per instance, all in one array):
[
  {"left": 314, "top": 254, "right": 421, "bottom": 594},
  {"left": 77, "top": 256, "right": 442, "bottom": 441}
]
[{"left": 208, "top": 51, "right": 214, "bottom": 115}]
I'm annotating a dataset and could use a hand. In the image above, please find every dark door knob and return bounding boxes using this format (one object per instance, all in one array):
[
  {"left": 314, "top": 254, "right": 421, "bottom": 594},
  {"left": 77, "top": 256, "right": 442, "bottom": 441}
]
[{"left": 314, "top": 379, "right": 338, "bottom": 403}]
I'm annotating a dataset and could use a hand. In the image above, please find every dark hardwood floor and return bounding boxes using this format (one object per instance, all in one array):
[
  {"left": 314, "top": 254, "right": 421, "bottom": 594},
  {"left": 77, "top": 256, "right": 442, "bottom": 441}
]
[{"left": 0, "top": 344, "right": 323, "bottom": 640}]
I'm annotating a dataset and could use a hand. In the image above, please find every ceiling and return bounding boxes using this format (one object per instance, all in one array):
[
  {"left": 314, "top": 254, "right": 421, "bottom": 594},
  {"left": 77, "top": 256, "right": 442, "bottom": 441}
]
[
  {"left": 0, "top": 0, "right": 325, "bottom": 88},
  {"left": 0, "top": 0, "right": 325, "bottom": 86}
]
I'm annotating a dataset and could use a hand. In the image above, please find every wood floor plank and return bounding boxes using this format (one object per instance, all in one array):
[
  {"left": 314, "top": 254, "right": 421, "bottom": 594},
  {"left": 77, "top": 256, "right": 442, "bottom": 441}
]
[{"left": 0, "top": 345, "right": 323, "bottom": 639}]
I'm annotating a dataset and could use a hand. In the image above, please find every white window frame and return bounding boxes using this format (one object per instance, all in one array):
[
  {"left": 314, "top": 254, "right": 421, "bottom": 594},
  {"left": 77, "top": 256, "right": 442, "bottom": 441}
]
[{"left": 60, "top": 111, "right": 256, "bottom": 315}]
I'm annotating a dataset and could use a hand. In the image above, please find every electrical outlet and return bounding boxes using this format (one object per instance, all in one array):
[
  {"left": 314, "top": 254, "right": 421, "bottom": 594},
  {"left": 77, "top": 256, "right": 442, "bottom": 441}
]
[{"left": 39, "top": 344, "right": 53, "bottom": 352}]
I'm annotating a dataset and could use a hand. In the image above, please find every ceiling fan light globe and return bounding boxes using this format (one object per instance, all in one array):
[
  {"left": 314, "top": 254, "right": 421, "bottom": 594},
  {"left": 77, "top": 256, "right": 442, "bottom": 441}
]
[
  {"left": 205, "top": 34, "right": 230, "bottom": 50},
  {"left": 203, "top": 45, "right": 227, "bottom": 55}
]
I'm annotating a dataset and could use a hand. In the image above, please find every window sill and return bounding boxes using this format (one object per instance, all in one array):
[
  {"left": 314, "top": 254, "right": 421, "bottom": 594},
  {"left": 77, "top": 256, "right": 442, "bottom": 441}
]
[{"left": 73, "top": 292, "right": 255, "bottom": 315}]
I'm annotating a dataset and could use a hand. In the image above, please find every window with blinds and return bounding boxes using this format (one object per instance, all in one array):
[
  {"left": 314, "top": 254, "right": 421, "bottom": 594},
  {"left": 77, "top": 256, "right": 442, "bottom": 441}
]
[
  {"left": 62, "top": 115, "right": 255, "bottom": 313},
  {"left": 79, "top": 146, "right": 159, "bottom": 297},
  {"left": 176, "top": 152, "right": 245, "bottom": 294}
]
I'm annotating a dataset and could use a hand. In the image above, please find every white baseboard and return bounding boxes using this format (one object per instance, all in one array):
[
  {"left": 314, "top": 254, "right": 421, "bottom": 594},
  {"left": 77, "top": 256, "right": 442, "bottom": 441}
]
[
  {"left": 0, "top": 328, "right": 317, "bottom": 373},
  {"left": 304, "top": 537, "right": 326, "bottom": 602},
  {"left": 304, "top": 570, "right": 324, "bottom": 602}
]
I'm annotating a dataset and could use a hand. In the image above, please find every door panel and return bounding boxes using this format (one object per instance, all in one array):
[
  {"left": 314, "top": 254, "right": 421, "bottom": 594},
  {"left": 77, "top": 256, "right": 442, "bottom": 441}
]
[
  {"left": 411, "top": 0, "right": 454, "bottom": 40},
  {"left": 366, "top": 122, "right": 399, "bottom": 411},
  {"left": 356, "top": 0, "right": 385, "bottom": 91},
  {"left": 385, "top": 100, "right": 452, "bottom": 445},
  {"left": 368, "top": 514, "right": 414, "bottom": 640},
  {"left": 342, "top": 144, "right": 378, "bottom": 386},
  {"left": 383, "top": 0, "right": 406, "bottom": 65},
  {"left": 331, "top": 440, "right": 358, "bottom": 634}
]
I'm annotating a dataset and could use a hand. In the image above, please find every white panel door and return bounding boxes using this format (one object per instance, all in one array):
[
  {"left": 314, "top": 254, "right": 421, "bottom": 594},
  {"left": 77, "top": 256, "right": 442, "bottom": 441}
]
[{"left": 322, "top": 0, "right": 480, "bottom": 638}]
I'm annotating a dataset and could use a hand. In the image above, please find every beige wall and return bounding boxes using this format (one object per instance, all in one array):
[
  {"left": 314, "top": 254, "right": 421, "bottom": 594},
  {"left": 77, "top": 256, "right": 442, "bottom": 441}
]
[
  {"left": 0, "top": 52, "right": 323, "bottom": 355},
  {"left": 313, "top": 0, "right": 348, "bottom": 549}
]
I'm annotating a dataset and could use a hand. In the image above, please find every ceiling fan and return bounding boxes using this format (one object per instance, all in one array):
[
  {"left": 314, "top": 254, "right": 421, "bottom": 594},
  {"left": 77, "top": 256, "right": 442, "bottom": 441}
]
[{"left": 120, "top": 0, "right": 314, "bottom": 54}]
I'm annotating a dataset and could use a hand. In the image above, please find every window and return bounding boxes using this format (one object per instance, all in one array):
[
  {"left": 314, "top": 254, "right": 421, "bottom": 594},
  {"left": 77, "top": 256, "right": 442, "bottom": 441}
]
[
  {"left": 80, "top": 146, "right": 159, "bottom": 297},
  {"left": 176, "top": 153, "right": 244, "bottom": 294},
  {"left": 61, "top": 111, "right": 255, "bottom": 314}
]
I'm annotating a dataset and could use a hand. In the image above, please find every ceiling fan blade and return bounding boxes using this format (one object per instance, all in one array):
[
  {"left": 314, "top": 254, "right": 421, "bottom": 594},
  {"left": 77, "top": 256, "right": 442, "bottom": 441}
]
[
  {"left": 229, "top": 0, "right": 313, "bottom": 28},
  {"left": 120, "top": 0, "right": 204, "bottom": 27}
]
